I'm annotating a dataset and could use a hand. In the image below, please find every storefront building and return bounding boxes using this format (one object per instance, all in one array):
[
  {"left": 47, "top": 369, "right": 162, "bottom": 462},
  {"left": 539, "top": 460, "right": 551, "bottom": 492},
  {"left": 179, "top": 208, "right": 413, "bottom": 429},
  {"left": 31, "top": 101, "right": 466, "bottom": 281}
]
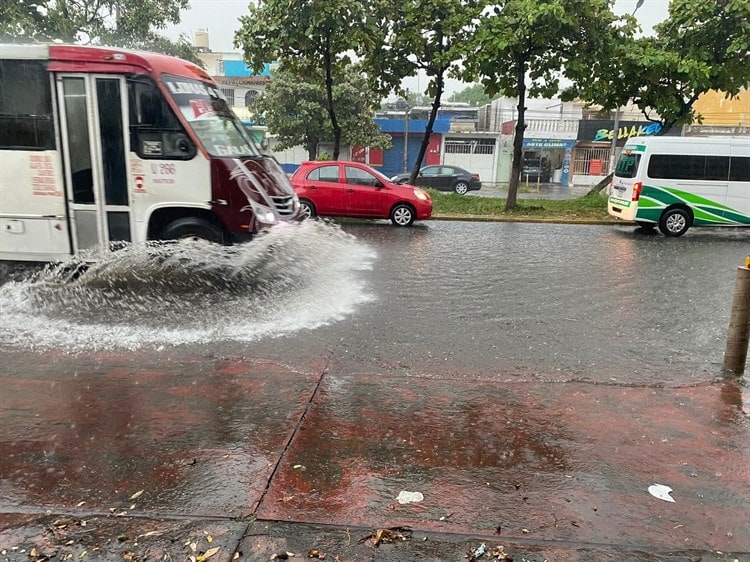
[{"left": 571, "top": 119, "right": 682, "bottom": 185}]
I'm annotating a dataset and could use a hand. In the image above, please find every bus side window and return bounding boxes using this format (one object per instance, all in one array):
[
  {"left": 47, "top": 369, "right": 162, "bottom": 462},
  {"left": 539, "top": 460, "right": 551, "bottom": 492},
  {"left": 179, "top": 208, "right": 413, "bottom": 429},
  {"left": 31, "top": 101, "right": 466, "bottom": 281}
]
[
  {"left": 127, "top": 78, "right": 196, "bottom": 160},
  {"left": 0, "top": 60, "right": 55, "bottom": 150}
]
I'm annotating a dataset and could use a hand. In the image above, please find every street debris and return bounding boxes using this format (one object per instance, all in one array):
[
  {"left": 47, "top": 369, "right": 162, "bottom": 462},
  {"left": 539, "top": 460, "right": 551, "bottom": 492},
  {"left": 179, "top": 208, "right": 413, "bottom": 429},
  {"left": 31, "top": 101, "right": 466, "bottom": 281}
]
[
  {"left": 360, "top": 527, "right": 413, "bottom": 547},
  {"left": 196, "top": 546, "right": 220, "bottom": 561},
  {"left": 467, "top": 543, "right": 514, "bottom": 561},
  {"left": 469, "top": 543, "right": 486, "bottom": 560},
  {"left": 396, "top": 490, "right": 424, "bottom": 504},
  {"left": 490, "top": 545, "right": 513, "bottom": 560},
  {"left": 307, "top": 549, "right": 327, "bottom": 559},
  {"left": 648, "top": 483, "right": 676, "bottom": 502},
  {"left": 270, "top": 551, "right": 295, "bottom": 560},
  {"left": 129, "top": 490, "right": 144, "bottom": 500}
]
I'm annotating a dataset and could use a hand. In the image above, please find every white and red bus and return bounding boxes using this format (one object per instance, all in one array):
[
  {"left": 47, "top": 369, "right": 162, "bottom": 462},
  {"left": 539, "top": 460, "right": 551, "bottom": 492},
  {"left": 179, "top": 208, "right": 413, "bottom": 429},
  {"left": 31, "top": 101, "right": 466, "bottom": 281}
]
[{"left": 0, "top": 44, "right": 300, "bottom": 262}]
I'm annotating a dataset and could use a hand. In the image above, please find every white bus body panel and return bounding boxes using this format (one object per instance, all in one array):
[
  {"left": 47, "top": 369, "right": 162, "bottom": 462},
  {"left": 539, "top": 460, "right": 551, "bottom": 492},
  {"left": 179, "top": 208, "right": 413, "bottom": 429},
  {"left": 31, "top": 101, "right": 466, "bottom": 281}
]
[
  {"left": 0, "top": 149, "right": 72, "bottom": 261},
  {"left": 128, "top": 154, "right": 212, "bottom": 243}
]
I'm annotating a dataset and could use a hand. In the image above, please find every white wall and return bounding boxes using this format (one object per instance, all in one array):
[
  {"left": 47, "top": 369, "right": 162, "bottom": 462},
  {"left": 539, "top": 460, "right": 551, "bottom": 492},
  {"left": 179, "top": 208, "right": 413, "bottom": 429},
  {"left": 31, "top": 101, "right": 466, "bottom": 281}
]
[{"left": 442, "top": 152, "right": 496, "bottom": 183}]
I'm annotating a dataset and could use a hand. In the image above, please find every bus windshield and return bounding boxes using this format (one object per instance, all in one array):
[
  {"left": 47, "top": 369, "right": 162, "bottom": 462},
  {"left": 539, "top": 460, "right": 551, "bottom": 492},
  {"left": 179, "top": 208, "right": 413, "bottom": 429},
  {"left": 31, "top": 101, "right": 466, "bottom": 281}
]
[{"left": 161, "top": 74, "right": 260, "bottom": 158}]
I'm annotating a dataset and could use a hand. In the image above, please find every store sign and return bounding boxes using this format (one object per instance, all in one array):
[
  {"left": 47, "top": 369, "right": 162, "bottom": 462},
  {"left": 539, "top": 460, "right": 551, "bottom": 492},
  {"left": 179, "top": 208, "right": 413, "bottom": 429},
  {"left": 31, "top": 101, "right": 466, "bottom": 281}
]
[
  {"left": 578, "top": 119, "right": 668, "bottom": 142},
  {"left": 523, "top": 139, "right": 576, "bottom": 149},
  {"left": 593, "top": 122, "right": 662, "bottom": 141}
]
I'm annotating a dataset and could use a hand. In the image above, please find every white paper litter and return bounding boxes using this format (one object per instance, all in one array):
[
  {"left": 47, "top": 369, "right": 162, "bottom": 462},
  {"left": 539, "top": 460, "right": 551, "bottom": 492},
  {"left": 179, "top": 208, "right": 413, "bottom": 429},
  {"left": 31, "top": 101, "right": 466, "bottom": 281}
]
[
  {"left": 648, "top": 484, "right": 676, "bottom": 502},
  {"left": 396, "top": 491, "right": 424, "bottom": 504}
]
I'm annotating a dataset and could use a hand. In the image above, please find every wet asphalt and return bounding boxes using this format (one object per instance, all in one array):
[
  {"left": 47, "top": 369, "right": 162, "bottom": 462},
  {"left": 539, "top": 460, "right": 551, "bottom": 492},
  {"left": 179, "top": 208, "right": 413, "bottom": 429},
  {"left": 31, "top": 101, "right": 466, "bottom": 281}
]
[{"left": 0, "top": 219, "right": 748, "bottom": 562}]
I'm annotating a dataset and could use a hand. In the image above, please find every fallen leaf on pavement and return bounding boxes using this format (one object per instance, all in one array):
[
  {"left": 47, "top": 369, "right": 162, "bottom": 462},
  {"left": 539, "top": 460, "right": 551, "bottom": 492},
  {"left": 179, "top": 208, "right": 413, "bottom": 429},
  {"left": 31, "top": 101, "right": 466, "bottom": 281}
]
[
  {"left": 129, "top": 490, "right": 144, "bottom": 500},
  {"left": 361, "top": 527, "right": 412, "bottom": 547},
  {"left": 196, "top": 547, "right": 220, "bottom": 562}
]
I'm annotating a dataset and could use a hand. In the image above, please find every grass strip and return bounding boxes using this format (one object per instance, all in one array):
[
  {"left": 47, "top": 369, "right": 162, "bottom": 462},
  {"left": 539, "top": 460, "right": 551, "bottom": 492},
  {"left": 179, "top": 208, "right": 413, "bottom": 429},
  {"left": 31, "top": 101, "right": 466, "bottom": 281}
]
[{"left": 428, "top": 189, "right": 612, "bottom": 221}]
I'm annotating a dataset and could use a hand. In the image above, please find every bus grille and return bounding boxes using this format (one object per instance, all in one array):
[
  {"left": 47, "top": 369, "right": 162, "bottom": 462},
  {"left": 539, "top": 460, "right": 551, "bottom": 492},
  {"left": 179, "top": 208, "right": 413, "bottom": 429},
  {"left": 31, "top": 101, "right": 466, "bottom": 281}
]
[{"left": 271, "top": 195, "right": 296, "bottom": 217}]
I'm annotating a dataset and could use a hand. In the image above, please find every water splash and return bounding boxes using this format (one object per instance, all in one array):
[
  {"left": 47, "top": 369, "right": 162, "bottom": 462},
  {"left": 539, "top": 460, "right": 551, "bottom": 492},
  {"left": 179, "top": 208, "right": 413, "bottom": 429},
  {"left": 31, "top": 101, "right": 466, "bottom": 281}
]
[{"left": 0, "top": 221, "right": 376, "bottom": 351}]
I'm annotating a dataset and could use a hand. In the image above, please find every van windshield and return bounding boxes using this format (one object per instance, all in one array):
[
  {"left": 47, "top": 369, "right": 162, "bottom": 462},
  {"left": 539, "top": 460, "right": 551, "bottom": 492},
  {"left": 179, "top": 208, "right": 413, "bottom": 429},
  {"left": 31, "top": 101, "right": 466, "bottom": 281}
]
[
  {"left": 161, "top": 74, "right": 260, "bottom": 158},
  {"left": 615, "top": 152, "right": 641, "bottom": 179}
]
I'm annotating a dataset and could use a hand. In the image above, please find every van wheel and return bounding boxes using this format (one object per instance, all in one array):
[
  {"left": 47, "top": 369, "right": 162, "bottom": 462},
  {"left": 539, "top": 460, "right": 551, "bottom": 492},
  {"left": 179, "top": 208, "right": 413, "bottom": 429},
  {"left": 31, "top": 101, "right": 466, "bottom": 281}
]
[
  {"left": 159, "top": 217, "right": 226, "bottom": 243},
  {"left": 658, "top": 208, "right": 691, "bottom": 237},
  {"left": 391, "top": 204, "right": 415, "bottom": 227},
  {"left": 299, "top": 199, "right": 317, "bottom": 219}
]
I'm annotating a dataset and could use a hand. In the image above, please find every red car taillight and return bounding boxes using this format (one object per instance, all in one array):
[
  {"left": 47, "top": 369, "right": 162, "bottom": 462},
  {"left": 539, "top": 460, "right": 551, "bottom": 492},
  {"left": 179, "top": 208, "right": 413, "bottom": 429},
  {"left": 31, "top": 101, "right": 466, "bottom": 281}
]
[
  {"left": 632, "top": 181, "right": 643, "bottom": 201},
  {"left": 472, "top": 174, "right": 480, "bottom": 181}
]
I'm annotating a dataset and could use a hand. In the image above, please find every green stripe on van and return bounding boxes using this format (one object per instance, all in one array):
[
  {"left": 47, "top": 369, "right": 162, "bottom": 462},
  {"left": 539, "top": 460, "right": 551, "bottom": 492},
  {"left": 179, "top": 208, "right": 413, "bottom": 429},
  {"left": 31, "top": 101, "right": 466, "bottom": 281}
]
[
  {"left": 721, "top": 208, "right": 750, "bottom": 225},
  {"left": 636, "top": 185, "right": 750, "bottom": 226},
  {"left": 692, "top": 207, "right": 732, "bottom": 225},
  {"left": 659, "top": 186, "right": 732, "bottom": 211}
]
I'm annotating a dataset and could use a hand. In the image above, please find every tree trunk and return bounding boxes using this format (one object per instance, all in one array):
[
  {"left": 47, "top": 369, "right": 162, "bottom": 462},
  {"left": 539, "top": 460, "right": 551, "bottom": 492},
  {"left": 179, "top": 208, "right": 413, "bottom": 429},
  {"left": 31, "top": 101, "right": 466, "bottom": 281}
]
[
  {"left": 507, "top": 58, "right": 527, "bottom": 211},
  {"left": 586, "top": 172, "right": 613, "bottom": 196},
  {"left": 323, "top": 32, "right": 341, "bottom": 160},
  {"left": 408, "top": 70, "right": 445, "bottom": 185}
]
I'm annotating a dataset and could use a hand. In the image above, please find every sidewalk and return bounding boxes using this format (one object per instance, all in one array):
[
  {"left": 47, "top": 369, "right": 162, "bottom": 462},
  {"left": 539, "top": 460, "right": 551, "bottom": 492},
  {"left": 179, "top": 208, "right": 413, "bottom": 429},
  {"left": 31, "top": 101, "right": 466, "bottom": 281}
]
[
  {"left": 1, "top": 353, "right": 747, "bottom": 562},
  {"left": 472, "top": 182, "right": 594, "bottom": 200}
]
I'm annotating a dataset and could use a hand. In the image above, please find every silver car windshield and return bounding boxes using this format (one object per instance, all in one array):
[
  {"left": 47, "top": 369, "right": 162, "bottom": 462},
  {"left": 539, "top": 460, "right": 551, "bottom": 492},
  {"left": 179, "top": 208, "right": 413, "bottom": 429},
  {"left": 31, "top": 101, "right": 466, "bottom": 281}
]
[{"left": 161, "top": 74, "right": 260, "bottom": 158}]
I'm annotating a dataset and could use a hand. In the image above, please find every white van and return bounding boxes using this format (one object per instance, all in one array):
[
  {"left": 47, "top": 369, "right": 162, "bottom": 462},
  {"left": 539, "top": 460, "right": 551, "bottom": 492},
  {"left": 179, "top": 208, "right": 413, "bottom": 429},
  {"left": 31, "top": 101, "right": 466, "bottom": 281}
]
[{"left": 608, "top": 136, "right": 750, "bottom": 236}]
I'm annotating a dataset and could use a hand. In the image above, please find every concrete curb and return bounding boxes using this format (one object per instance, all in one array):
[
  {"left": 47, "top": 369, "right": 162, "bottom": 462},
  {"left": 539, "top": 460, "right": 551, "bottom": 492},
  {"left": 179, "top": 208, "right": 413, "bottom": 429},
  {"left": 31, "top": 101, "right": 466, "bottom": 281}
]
[{"left": 431, "top": 214, "right": 636, "bottom": 226}]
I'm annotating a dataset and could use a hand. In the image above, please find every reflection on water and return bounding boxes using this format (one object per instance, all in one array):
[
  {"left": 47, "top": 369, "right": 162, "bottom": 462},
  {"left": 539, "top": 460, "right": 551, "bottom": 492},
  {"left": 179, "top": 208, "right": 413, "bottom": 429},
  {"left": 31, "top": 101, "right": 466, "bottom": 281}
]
[
  {"left": 0, "top": 221, "right": 375, "bottom": 351},
  {"left": 337, "top": 222, "right": 749, "bottom": 381}
]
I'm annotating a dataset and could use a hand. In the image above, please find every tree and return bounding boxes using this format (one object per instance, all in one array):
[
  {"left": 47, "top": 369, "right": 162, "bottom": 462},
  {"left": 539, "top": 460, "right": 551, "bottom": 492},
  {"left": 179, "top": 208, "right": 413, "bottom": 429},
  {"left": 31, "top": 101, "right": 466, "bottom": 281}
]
[
  {"left": 571, "top": 0, "right": 750, "bottom": 133},
  {"left": 450, "top": 83, "right": 496, "bottom": 106},
  {"left": 254, "top": 64, "right": 391, "bottom": 160},
  {"left": 235, "top": 0, "right": 374, "bottom": 160},
  {"left": 0, "top": 0, "right": 202, "bottom": 65},
  {"left": 364, "top": 0, "right": 482, "bottom": 185},
  {"left": 463, "top": 0, "right": 630, "bottom": 210}
]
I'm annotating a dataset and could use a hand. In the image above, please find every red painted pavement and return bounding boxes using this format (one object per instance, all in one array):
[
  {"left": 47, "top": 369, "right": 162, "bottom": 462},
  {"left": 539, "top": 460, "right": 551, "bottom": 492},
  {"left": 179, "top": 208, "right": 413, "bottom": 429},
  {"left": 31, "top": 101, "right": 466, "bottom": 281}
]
[{"left": 1, "top": 350, "right": 748, "bottom": 559}]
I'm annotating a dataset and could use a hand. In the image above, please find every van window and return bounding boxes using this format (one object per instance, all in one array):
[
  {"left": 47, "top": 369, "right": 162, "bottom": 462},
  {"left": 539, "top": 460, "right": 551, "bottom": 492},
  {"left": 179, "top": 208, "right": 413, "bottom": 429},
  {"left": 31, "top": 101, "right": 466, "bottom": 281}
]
[
  {"left": 0, "top": 60, "right": 55, "bottom": 150},
  {"left": 614, "top": 152, "right": 641, "bottom": 179},
  {"left": 648, "top": 154, "right": 729, "bottom": 181},
  {"left": 705, "top": 156, "right": 730, "bottom": 180},
  {"left": 729, "top": 156, "right": 750, "bottom": 182}
]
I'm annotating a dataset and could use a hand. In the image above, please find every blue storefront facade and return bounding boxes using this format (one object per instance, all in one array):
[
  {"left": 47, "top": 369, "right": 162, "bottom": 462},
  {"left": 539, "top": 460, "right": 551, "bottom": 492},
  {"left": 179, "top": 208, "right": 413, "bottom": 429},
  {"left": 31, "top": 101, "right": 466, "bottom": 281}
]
[{"left": 375, "top": 117, "right": 451, "bottom": 178}]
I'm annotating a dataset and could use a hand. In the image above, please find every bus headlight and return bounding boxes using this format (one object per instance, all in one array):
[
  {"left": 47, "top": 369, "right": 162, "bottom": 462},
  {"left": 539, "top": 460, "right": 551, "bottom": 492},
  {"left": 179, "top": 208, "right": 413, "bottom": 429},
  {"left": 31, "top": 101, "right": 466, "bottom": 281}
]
[{"left": 254, "top": 205, "right": 277, "bottom": 224}]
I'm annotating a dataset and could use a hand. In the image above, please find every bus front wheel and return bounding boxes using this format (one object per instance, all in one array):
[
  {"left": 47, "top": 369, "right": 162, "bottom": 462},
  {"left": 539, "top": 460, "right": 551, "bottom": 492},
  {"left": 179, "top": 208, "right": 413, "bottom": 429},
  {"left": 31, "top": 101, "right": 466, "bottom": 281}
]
[
  {"left": 658, "top": 208, "right": 691, "bottom": 237},
  {"left": 159, "top": 217, "right": 226, "bottom": 244}
]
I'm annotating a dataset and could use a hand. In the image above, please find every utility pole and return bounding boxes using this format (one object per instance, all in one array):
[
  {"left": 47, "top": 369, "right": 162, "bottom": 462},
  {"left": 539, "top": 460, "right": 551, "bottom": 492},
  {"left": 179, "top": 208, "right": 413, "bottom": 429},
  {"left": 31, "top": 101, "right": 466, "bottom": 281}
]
[{"left": 403, "top": 108, "right": 409, "bottom": 173}]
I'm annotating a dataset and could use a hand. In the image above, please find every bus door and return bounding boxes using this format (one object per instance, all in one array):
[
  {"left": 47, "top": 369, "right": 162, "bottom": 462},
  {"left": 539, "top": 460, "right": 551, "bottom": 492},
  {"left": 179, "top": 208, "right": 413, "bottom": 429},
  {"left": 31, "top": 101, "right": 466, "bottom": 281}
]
[{"left": 56, "top": 74, "right": 132, "bottom": 253}]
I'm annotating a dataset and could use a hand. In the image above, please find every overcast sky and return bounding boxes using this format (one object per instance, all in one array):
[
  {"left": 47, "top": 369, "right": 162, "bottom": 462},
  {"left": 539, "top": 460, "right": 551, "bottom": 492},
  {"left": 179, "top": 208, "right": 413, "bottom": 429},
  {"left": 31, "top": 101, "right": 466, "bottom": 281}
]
[{"left": 164, "top": 0, "right": 671, "bottom": 95}]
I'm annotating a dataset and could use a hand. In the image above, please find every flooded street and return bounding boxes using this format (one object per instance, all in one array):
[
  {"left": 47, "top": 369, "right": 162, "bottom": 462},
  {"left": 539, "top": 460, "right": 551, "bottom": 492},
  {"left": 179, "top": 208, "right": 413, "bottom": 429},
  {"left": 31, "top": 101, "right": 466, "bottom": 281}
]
[
  {"left": 1, "top": 219, "right": 748, "bottom": 561},
  {"left": 2, "top": 220, "right": 747, "bottom": 383}
]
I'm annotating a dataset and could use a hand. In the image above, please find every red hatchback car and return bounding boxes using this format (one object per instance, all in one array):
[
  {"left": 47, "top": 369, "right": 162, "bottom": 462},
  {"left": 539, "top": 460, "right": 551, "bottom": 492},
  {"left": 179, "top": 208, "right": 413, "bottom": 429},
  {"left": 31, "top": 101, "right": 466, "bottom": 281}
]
[{"left": 291, "top": 161, "right": 432, "bottom": 226}]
